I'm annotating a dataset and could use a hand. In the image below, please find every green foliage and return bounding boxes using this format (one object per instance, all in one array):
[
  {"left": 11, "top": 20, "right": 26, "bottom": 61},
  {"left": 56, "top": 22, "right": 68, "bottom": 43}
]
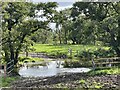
[
  {"left": 2, "top": 2, "right": 57, "bottom": 66},
  {"left": 63, "top": 60, "right": 91, "bottom": 68},
  {"left": 88, "top": 67, "right": 120, "bottom": 76},
  {"left": 78, "top": 79, "right": 103, "bottom": 89},
  {"left": 79, "top": 79, "right": 86, "bottom": 84},
  {"left": 18, "top": 56, "right": 44, "bottom": 65},
  {"left": 1, "top": 76, "right": 19, "bottom": 87},
  {"left": 77, "top": 48, "right": 115, "bottom": 59},
  {"left": 2, "top": 2, "right": 120, "bottom": 74},
  {"left": 93, "top": 48, "right": 117, "bottom": 58},
  {"left": 31, "top": 29, "right": 53, "bottom": 44},
  {"left": 94, "top": 85, "right": 102, "bottom": 89},
  {"left": 71, "top": 2, "right": 120, "bottom": 56},
  {"left": 33, "top": 44, "right": 108, "bottom": 58}
]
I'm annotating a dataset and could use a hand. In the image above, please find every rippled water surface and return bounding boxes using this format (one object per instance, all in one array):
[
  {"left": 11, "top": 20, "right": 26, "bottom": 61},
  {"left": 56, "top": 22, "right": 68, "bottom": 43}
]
[{"left": 19, "top": 61, "right": 91, "bottom": 77}]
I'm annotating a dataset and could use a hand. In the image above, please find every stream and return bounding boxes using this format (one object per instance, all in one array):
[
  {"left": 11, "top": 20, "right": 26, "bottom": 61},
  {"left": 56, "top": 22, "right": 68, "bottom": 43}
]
[{"left": 19, "top": 60, "right": 91, "bottom": 77}]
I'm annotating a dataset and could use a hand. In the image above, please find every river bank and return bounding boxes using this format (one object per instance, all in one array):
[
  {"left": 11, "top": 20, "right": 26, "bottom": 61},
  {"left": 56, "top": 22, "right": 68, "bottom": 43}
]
[{"left": 6, "top": 73, "right": 119, "bottom": 89}]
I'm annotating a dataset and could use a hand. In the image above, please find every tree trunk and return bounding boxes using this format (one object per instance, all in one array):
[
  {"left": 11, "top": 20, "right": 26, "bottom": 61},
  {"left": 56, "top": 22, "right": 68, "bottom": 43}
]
[
  {"left": 113, "top": 47, "right": 120, "bottom": 57},
  {"left": 14, "top": 52, "right": 19, "bottom": 65},
  {"left": 8, "top": 28, "right": 15, "bottom": 62},
  {"left": 58, "top": 29, "right": 62, "bottom": 44},
  {"left": 64, "top": 29, "right": 67, "bottom": 44},
  {"left": 105, "top": 27, "right": 120, "bottom": 57},
  {"left": 4, "top": 49, "right": 9, "bottom": 63},
  {"left": 117, "top": 16, "right": 120, "bottom": 47},
  {"left": 14, "top": 34, "right": 26, "bottom": 65}
]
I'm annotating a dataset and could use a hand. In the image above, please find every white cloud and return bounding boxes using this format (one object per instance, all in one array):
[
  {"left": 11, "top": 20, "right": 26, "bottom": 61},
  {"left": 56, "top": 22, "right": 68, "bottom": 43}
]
[
  {"left": 56, "top": 5, "right": 72, "bottom": 11},
  {"left": 33, "top": 1, "right": 74, "bottom": 30},
  {"left": 32, "top": 0, "right": 75, "bottom": 2}
]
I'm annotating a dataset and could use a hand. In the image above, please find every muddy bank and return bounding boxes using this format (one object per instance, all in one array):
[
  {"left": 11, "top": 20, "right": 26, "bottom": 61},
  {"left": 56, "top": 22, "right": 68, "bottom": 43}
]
[{"left": 9, "top": 73, "right": 119, "bottom": 89}]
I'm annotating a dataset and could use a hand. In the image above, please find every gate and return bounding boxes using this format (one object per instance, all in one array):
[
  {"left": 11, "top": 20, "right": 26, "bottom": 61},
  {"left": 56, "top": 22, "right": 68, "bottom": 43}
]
[{"left": 6, "top": 59, "right": 14, "bottom": 74}]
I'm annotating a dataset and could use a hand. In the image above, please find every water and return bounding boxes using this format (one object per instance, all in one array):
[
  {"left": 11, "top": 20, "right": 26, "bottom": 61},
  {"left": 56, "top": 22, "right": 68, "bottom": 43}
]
[{"left": 19, "top": 61, "right": 91, "bottom": 77}]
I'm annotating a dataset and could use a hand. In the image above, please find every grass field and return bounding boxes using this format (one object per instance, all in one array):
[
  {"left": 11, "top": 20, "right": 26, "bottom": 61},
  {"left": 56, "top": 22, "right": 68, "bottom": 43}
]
[
  {"left": 32, "top": 44, "right": 109, "bottom": 57},
  {"left": 88, "top": 67, "right": 120, "bottom": 76},
  {"left": 0, "top": 76, "right": 19, "bottom": 87}
]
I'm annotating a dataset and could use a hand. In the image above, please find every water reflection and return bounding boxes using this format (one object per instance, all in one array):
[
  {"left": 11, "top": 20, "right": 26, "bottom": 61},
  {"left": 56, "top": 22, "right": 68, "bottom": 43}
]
[{"left": 19, "top": 61, "right": 91, "bottom": 77}]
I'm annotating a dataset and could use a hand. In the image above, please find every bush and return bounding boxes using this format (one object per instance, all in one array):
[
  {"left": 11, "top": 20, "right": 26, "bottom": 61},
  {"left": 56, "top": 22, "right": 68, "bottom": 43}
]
[
  {"left": 93, "top": 48, "right": 116, "bottom": 58},
  {"left": 18, "top": 57, "right": 29, "bottom": 62},
  {"left": 77, "top": 48, "right": 116, "bottom": 59},
  {"left": 63, "top": 60, "right": 92, "bottom": 68},
  {"left": 68, "top": 56, "right": 73, "bottom": 59},
  {"left": 56, "top": 52, "right": 67, "bottom": 58},
  {"left": 63, "top": 60, "right": 81, "bottom": 68}
]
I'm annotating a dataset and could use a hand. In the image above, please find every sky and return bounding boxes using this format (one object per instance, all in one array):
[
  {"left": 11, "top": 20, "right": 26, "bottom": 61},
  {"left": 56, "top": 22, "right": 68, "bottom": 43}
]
[
  {"left": 32, "top": 0, "right": 75, "bottom": 3},
  {"left": 32, "top": 0, "right": 74, "bottom": 11},
  {"left": 56, "top": 2, "right": 73, "bottom": 11},
  {"left": 32, "top": 0, "right": 74, "bottom": 30}
]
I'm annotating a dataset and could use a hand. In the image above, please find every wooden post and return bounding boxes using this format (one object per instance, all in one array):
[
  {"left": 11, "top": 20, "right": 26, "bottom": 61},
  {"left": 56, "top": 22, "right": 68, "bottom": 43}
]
[
  {"left": 4, "top": 65, "right": 6, "bottom": 78},
  {"left": 68, "top": 48, "right": 72, "bottom": 67},
  {"left": 76, "top": 50, "right": 79, "bottom": 57},
  {"left": 92, "top": 58, "right": 95, "bottom": 70},
  {"left": 26, "top": 51, "right": 28, "bottom": 57},
  {"left": 69, "top": 48, "right": 72, "bottom": 57},
  {"left": 106, "top": 59, "right": 109, "bottom": 67}
]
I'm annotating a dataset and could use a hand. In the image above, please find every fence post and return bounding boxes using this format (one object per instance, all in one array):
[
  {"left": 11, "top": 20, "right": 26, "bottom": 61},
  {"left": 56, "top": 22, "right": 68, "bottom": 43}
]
[
  {"left": 68, "top": 48, "right": 72, "bottom": 57},
  {"left": 4, "top": 65, "right": 6, "bottom": 78},
  {"left": 76, "top": 50, "right": 79, "bottom": 57},
  {"left": 92, "top": 58, "right": 95, "bottom": 70}
]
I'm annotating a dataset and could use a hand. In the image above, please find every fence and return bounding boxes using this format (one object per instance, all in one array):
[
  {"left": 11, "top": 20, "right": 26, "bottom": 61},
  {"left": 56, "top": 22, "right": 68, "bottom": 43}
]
[
  {"left": 6, "top": 59, "right": 14, "bottom": 74},
  {"left": 93, "top": 57, "right": 120, "bottom": 68},
  {"left": 0, "top": 64, "right": 6, "bottom": 77},
  {"left": 0, "top": 59, "right": 14, "bottom": 77}
]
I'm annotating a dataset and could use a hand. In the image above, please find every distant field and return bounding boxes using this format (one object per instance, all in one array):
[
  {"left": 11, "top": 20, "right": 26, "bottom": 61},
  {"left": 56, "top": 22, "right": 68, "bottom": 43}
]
[{"left": 32, "top": 44, "right": 109, "bottom": 56}]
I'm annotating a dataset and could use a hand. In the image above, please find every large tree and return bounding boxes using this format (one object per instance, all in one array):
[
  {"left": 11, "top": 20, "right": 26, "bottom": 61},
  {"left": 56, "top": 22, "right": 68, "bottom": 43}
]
[
  {"left": 2, "top": 2, "right": 57, "bottom": 66},
  {"left": 53, "top": 10, "right": 68, "bottom": 44},
  {"left": 71, "top": 2, "right": 120, "bottom": 56}
]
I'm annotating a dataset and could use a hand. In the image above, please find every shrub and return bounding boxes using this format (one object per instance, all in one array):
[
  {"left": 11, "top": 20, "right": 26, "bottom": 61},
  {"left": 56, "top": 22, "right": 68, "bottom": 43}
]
[
  {"left": 79, "top": 79, "right": 86, "bottom": 84},
  {"left": 18, "top": 57, "right": 29, "bottom": 62},
  {"left": 93, "top": 48, "right": 116, "bottom": 58},
  {"left": 63, "top": 60, "right": 92, "bottom": 68},
  {"left": 77, "top": 48, "right": 116, "bottom": 59},
  {"left": 56, "top": 52, "right": 67, "bottom": 58}
]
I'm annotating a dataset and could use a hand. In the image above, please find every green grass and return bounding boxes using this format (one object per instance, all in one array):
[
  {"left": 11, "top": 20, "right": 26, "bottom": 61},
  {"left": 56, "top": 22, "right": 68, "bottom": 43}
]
[
  {"left": 32, "top": 44, "right": 109, "bottom": 57},
  {"left": 88, "top": 67, "right": 120, "bottom": 76},
  {"left": 0, "top": 76, "right": 19, "bottom": 87},
  {"left": 18, "top": 56, "right": 44, "bottom": 65},
  {"left": 23, "top": 57, "right": 44, "bottom": 62}
]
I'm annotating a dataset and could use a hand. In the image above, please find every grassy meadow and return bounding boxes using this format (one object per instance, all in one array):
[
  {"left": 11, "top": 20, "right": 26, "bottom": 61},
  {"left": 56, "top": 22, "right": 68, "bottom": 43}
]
[{"left": 32, "top": 44, "right": 109, "bottom": 57}]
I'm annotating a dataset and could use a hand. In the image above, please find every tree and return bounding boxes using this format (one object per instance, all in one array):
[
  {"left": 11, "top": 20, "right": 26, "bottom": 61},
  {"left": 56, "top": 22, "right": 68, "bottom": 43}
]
[
  {"left": 53, "top": 10, "right": 67, "bottom": 44},
  {"left": 31, "top": 28, "right": 53, "bottom": 44},
  {"left": 71, "top": 2, "right": 120, "bottom": 56},
  {"left": 61, "top": 8, "right": 72, "bottom": 44},
  {"left": 2, "top": 2, "right": 57, "bottom": 67}
]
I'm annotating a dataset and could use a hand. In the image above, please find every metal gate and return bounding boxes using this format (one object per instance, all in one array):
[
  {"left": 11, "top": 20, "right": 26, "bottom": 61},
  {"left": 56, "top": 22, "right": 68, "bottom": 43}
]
[{"left": 6, "top": 60, "right": 14, "bottom": 74}]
